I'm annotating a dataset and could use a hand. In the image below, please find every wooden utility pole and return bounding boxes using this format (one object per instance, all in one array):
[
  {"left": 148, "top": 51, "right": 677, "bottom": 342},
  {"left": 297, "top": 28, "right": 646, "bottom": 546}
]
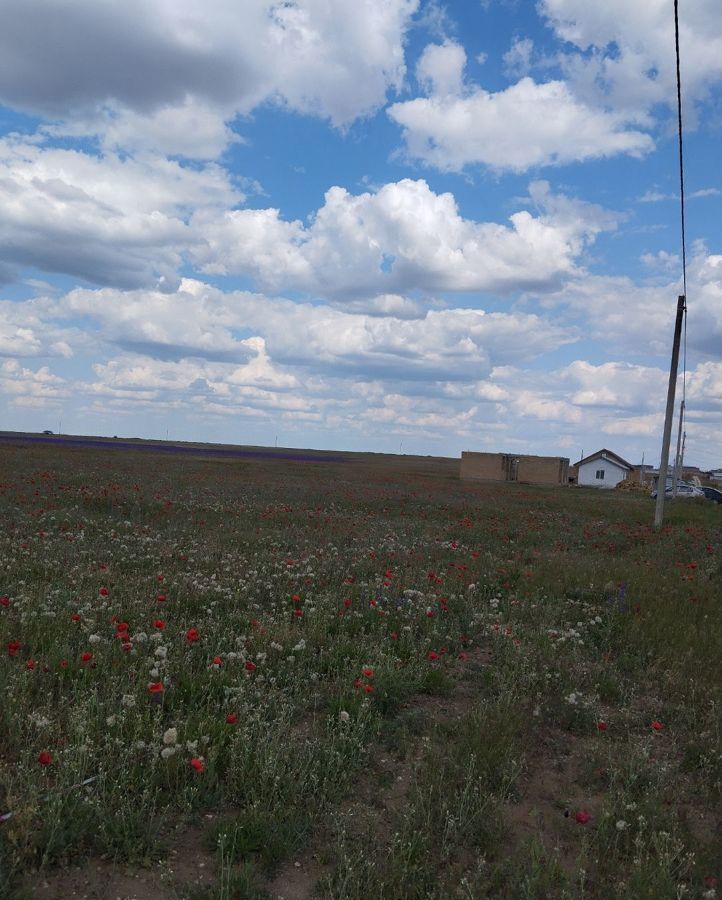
[
  {"left": 654, "top": 295, "right": 686, "bottom": 528},
  {"left": 672, "top": 399, "right": 685, "bottom": 496}
]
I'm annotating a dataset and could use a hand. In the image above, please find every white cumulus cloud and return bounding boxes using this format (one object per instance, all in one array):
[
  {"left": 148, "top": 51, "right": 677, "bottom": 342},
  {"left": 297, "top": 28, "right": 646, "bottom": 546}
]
[
  {"left": 191, "top": 178, "right": 618, "bottom": 297},
  {"left": 388, "top": 40, "right": 653, "bottom": 172}
]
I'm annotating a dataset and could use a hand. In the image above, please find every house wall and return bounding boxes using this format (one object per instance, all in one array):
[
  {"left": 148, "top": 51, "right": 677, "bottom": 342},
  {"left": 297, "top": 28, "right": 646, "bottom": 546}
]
[
  {"left": 578, "top": 459, "right": 628, "bottom": 488},
  {"left": 460, "top": 452, "right": 569, "bottom": 485}
]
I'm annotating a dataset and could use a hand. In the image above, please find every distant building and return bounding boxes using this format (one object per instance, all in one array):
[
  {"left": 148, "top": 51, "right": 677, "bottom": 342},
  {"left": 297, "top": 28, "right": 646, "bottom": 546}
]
[
  {"left": 460, "top": 452, "right": 569, "bottom": 485},
  {"left": 574, "top": 449, "right": 633, "bottom": 488},
  {"left": 631, "top": 463, "right": 655, "bottom": 484}
]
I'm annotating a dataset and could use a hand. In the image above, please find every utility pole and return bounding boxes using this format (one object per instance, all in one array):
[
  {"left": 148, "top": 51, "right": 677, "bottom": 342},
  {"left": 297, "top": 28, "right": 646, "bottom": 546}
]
[
  {"left": 654, "top": 295, "right": 686, "bottom": 528},
  {"left": 679, "top": 430, "right": 686, "bottom": 482},
  {"left": 672, "top": 399, "right": 685, "bottom": 496}
]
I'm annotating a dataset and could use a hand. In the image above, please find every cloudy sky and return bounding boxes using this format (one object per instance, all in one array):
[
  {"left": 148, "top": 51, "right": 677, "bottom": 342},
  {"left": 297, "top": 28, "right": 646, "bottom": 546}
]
[{"left": 0, "top": 0, "right": 720, "bottom": 467}]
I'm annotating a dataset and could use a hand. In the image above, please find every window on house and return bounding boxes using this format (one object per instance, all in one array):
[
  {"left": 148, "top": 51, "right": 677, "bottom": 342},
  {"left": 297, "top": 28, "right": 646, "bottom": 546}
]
[{"left": 596, "top": 469, "right": 605, "bottom": 479}]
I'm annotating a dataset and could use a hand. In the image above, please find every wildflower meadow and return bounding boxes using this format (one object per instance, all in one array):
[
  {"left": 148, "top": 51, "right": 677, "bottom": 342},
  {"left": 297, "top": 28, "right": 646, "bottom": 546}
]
[{"left": 0, "top": 440, "right": 719, "bottom": 899}]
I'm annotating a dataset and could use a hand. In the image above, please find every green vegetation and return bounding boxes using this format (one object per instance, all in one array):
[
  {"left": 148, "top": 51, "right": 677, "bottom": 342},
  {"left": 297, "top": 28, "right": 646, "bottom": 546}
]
[{"left": 0, "top": 444, "right": 719, "bottom": 898}]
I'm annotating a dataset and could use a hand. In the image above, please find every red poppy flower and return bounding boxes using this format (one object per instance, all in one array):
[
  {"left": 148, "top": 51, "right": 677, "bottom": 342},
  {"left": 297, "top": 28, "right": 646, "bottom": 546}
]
[
  {"left": 293, "top": 609, "right": 303, "bottom": 618},
  {"left": 186, "top": 628, "right": 200, "bottom": 642},
  {"left": 362, "top": 667, "right": 374, "bottom": 679},
  {"left": 225, "top": 713, "right": 238, "bottom": 724},
  {"left": 156, "top": 594, "right": 166, "bottom": 603},
  {"left": 343, "top": 598, "right": 352, "bottom": 608},
  {"left": 244, "top": 661, "right": 257, "bottom": 672},
  {"left": 213, "top": 655, "right": 223, "bottom": 666},
  {"left": 99, "top": 587, "right": 109, "bottom": 597},
  {"left": 37, "top": 751, "right": 53, "bottom": 766},
  {"left": 157, "top": 575, "right": 165, "bottom": 583},
  {"left": 575, "top": 810, "right": 591, "bottom": 824},
  {"left": 122, "top": 641, "right": 133, "bottom": 652},
  {"left": 7, "top": 640, "right": 21, "bottom": 657},
  {"left": 390, "top": 632, "right": 398, "bottom": 641},
  {"left": 427, "top": 651, "right": 439, "bottom": 661},
  {"left": 596, "top": 721, "right": 607, "bottom": 732},
  {"left": 59, "top": 659, "right": 68, "bottom": 669},
  {"left": 80, "top": 651, "right": 93, "bottom": 663},
  {"left": 0, "top": 596, "right": 10, "bottom": 608},
  {"left": 153, "top": 619, "right": 166, "bottom": 630},
  {"left": 291, "top": 594, "right": 301, "bottom": 604},
  {"left": 458, "top": 651, "right": 468, "bottom": 660},
  {"left": 190, "top": 757, "right": 204, "bottom": 773},
  {"left": 26, "top": 658, "right": 36, "bottom": 670},
  {"left": 71, "top": 612, "right": 81, "bottom": 622},
  {"left": 651, "top": 720, "right": 664, "bottom": 731},
  {"left": 148, "top": 681, "right": 164, "bottom": 693}
]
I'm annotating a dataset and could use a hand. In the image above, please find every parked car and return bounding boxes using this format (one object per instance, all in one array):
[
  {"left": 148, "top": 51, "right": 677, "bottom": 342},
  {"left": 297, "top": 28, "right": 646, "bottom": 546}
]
[
  {"left": 650, "top": 483, "right": 704, "bottom": 499},
  {"left": 700, "top": 486, "right": 722, "bottom": 504},
  {"left": 42, "top": 429, "right": 54, "bottom": 435}
]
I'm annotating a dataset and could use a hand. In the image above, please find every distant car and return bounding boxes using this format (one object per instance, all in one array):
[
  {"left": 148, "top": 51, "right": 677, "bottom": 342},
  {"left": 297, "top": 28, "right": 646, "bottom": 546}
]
[
  {"left": 700, "top": 486, "right": 722, "bottom": 504},
  {"left": 650, "top": 483, "right": 704, "bottom": 499},
  {"left": 42, "top": 429, "right": 54, "bottom": 435}
]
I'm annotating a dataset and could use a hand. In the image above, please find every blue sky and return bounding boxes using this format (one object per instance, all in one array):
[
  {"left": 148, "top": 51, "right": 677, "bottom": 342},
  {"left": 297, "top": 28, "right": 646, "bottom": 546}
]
[{"left": 0, "top": 0, "right": 720, "bottom": 467}]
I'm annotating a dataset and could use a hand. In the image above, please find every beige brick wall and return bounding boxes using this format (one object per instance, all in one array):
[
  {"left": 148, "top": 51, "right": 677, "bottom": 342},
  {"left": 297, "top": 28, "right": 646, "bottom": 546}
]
[
  {"left": 460, "top": 452, "right": 507, "bottom": 481},
  {"left": 461, "top": 452, "right": 569, "bottom": 485},
  {"left": 516, "top": 455, "right": 568, "bottom": 484}
]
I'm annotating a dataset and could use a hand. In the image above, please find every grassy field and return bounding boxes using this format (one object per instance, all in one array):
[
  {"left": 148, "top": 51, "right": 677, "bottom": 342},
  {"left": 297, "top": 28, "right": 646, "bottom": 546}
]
[{"left": 0, "top": 440, "right": 720, "bottom": 899}]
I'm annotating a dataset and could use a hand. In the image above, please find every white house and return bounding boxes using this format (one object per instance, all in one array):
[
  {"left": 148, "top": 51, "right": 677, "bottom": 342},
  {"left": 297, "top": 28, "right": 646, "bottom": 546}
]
[{"left": 574, "top": 449, "right": 633, "bottom": 489}]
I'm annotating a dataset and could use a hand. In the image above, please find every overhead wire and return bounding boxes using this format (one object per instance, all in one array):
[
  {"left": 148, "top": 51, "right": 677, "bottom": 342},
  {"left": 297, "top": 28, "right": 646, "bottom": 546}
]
[{"left": 673, "top": 0, "right": 688, "bottom": 438}]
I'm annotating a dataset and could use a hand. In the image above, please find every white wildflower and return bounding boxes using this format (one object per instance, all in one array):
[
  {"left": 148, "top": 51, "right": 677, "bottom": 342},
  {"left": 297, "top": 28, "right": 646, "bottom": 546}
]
[
  {"left": 338, "top": 710, "right": 350, "bottom": 723},
  {"left": 163, "top": 727, "right": 178, "bottom": 746},
  {"left": 88, "top": 633, "right": 102, "bottom": 644},
  {"left": 121, "top": 694, "right": 136, "bottom": 708},
  {"left": 160, "top": 746, "right": 177, "bottom": 760},
  {"left": 28, "top": 713, "right": 51, "bottom": 728}
]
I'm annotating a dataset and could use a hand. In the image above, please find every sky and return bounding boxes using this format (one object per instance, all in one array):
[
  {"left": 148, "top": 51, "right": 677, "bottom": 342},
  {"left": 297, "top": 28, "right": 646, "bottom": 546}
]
[{"left": 0, "top": 0, "right": 720, "bottom": 468}]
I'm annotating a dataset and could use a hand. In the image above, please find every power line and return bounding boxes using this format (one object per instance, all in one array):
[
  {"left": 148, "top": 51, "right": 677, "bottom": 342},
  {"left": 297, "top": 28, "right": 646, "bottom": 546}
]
[
  {"left": 675, "top": 0, "right": 688, "bottom": 422},
  {"left": 674, "top": 0, "right": 688, "bottom": 300},
  {"left": 674, "top": 0, "right": 688, "bottom": 492}
]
